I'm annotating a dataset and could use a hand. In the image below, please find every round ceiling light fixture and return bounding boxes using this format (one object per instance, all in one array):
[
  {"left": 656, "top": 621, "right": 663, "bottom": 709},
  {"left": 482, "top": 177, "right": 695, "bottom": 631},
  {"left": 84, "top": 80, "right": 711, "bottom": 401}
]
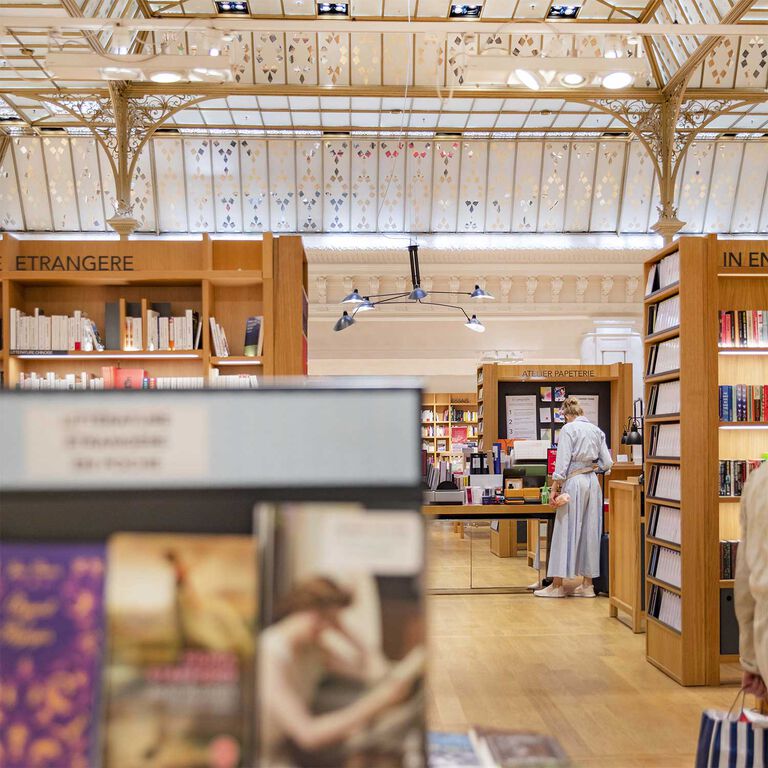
[
  {"left": 149, "top": 70, "right": 185, "bottom": 83},
  {"left": 512, "top": 69, "right": 541, "bottom": 91},
  {"left": 559, "top": 72, "right": 586, "bottom": 87},
  {"left": 602, "top": 71, "right": 634, "bottom": 90}
]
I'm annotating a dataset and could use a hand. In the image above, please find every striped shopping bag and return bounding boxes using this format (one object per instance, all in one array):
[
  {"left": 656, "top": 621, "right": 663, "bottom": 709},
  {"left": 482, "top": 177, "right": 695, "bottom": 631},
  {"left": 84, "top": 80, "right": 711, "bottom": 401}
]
[{"left": 696, "top": 692, "right": 768, "bottom": 768}]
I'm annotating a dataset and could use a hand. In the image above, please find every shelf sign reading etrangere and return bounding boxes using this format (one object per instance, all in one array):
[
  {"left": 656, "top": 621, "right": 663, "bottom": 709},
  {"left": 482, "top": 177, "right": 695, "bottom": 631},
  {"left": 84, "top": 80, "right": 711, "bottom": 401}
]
[
  {"left": 15, "top": 255, "right": 135, "bottom": 271},
  {"left": 721, "top": 250, "right": 768, "bottom": 269},
  {"left": 24, "top": 404, "right": 207, "bottom": 483}
]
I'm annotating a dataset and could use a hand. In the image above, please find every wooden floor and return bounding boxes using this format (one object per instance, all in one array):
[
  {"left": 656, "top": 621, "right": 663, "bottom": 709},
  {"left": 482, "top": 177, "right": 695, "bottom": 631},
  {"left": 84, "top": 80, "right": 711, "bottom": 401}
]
[{"left": 426, "top": 526, "right": 741, "bottom": 767}]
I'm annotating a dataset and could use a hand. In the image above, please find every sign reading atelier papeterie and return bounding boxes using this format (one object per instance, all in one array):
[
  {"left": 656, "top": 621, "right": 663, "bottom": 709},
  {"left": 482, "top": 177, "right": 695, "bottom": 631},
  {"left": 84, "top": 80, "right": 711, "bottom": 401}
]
[
  {"left": 15, "top": 255, "right": 135, "bottom": 271},
  {"left": 520, "top": 368, "right": 598, "bottom": 379},
  {"left": 721, "top": 250, "right": 768, "bottom": 269}
]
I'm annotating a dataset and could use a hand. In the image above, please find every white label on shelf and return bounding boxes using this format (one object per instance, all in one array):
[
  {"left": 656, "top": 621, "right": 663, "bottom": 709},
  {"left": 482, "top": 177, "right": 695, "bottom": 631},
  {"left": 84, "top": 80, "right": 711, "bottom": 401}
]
[
  {"left": 24, "top": 404, "right": 208, "bottom": 482},
  {"left": 314, "top": 510, "right": 423, "bottom": 575}
]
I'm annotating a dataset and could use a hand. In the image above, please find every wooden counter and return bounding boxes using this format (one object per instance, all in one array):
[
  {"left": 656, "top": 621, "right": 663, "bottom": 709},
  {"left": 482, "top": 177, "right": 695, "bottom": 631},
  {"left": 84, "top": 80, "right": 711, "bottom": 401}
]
[{"left": 608, "top": 478, "right": 644, "bottom": 633}]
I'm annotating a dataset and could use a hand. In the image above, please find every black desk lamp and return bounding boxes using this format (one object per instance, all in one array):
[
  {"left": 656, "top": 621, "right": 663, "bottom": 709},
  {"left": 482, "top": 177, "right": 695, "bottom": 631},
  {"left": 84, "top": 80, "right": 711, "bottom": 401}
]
[{"left": 621, "top": 398, "right": 645, "bottom": 484}]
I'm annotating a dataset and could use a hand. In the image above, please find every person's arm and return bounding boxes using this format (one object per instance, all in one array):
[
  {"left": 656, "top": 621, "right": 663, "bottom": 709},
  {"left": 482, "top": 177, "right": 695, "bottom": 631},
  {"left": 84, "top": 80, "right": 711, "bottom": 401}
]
[
  {"left": 263, "top": 652, "right": 415, "bottom": 752},
  {"left": 551, "top": 428, "right": 571, "bottom": 494},
  {"left": 735, "top": 481, "right": 761, "bottom": 683},
  {"left": 597, "top": 431, "right": 613, "bottom": 473}
]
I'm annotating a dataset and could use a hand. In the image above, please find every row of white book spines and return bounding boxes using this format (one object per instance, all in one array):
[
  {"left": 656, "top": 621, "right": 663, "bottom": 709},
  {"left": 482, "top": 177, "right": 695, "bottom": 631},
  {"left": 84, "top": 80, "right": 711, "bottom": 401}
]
[
  {"left": 126, "top": 311, "right": 199, "bottom": 352},
  {"left": 649, "top": 585, "right": 682, "bottom": 632},
  {"left": 647, "top": 381, "right": 681, "bottom": 416},
  {"left": 648, "top": 465, "right": 681, "bottom": 501},
  {"left": 645, "top": 251, "right": 680, "bottom": 297},
  {"left": 649, "top": 505, "right": 681, "bottom": 545},
  {"left": 9, "top": 308, "right": 101, "bottom": 352},
  {"left": 649, "top": 544, "right": 682, "bottom": 589},
  {"left": 16, "top": 371, "right": 260, "bottom": 390},
  {"left": 649, "top": 295, "right": 680, "bottom": 333},
  {"left": 647, "top": 338, "right": 680, "bottom": 375},
  {"left": 649, "top": 424, "right": 681, "bottom": 457}
]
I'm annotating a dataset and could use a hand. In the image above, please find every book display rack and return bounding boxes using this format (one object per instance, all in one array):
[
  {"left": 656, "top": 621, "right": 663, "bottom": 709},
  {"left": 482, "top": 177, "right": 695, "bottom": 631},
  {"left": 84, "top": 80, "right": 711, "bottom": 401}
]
[
  {"left": 0, "top": 386, "right": 425, "bottom": 768},
  {"left": 420, "top": 392, "right": 479, "bottom": 458},
  {"left": 643, "top": 235, "right": 768, "bottom": 686},
  {"left": 0, "top": 233, "right": 308, "bottom": 388}
]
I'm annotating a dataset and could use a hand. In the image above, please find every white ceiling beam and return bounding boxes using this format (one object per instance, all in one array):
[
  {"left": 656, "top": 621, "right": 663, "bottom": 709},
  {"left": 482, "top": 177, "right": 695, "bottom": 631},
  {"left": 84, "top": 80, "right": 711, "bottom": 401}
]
[{"left": 2, "top": 15, "right": 768, "bottom": 35}]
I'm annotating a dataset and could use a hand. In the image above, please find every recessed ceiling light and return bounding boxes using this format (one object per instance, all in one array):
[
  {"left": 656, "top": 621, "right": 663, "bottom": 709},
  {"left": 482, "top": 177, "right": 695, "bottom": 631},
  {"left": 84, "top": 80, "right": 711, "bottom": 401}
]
[
  {"left": 149, "top": 70, "right": 185, "bottom": 83},
  {"left": 602, "top": 71, "right": 634, "bottom": 89},
  {"left": 215, "top": 0, "right": 249, "bottom": 13},
  {"left": 512, "top": 69, "right": 541, "bottom": 91},
  {"left": 547, "top": 4, "right": 580, "bottom": 18},
  {"left": 560, "top": 72, "right": 586, "bottom": 87},
  {"left": 450, "top": 4, "right": 482, "bottom": 17},
  {"left": 317, "top": 1, "right": 348, "bottom": 14}
]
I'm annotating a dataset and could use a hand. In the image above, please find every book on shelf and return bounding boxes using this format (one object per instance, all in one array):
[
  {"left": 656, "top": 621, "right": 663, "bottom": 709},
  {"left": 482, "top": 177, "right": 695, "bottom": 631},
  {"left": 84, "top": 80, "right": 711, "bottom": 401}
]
[
  {"left": 470, "top": 727, "right": 570, "bottom": 768},
  {"left": 646, "top": 338, "right": 680, "bottom": 376},
  {"left": 719, "top": 459, "right": 765, "bottom": 497},
  {"left": 258, "top": 503, "right": 425, "bottom": 768},
  {"left": 16, "top": 369, "right": 206, "bottom": 390},
  {"left": 648, "top": 543, "right": 682, "bottom": 588},
  {"left": 421, "top": 409, "right": 434, "bottom": 422},
  {"left": 208, "top": 369, "right": 260, "bottom": 389},
  {"left": 648, "top": 504, "right": 681, "bottom": 545},
  {"left": 0, "top": 542, "right": 107, "bottom": 768},
  {"left": 720, "top": 540, "right": 740, "bottom": 580},
  {"left": 648, "top": 584, "right": 682, "bottom": 631},
  {"left": 719, "top": 310, "right": 768, "bottom": 348},
  {"left": 104, "top": 533, "right": 256, "bottom": 767},
  {"left": 10, "top": 307, "right": 104, "bottom": 353},
  {"left": 243, "top": 315, "right": 264, "bottom": 357},
  {"left": 645, "top": 250, "right": 680, "bottom": 297},
  {"left": 719, "top": 384, "right": 768, "bottom": 422},
  {"left": 649, "top": 423, "right": 681, "bottom": 457},
  {"left": 209, "top": 317, "right": 230, "bottom": 358},
  {"left": 647, "top": 380, "right": 681, "bottom": 416},
  {"left": 647, "top": 294, "right": 680, "bottom": 335},
  {"left": 145, "top": 306, "right": 200, "bottom": 351},
  {"left": 648, "top": 464, "right": 681, "bottom": 501}
]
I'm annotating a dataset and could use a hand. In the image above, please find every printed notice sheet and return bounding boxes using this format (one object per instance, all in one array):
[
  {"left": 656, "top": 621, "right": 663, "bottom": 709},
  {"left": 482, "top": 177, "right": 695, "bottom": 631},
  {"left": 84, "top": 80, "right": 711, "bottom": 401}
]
[{"left": 505, "top": 395, "right": 537, "bottom": 439}]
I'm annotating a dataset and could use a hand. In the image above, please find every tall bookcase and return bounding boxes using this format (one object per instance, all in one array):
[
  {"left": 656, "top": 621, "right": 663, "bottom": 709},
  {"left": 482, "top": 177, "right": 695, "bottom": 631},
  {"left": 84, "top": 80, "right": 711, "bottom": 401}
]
[
  {"left": 420, "top": 392, "right": 478, "bottom": 458},
  {"left": 643, "top": 235, "right": 768, "bottom": 686},
  {"left": 0, "top": 233, "right": 308, "bottom": 387}
]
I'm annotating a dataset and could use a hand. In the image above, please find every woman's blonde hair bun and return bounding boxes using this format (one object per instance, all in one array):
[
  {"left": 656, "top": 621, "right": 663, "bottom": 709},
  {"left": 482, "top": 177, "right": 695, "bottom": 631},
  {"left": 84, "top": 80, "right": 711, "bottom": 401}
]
[{"left": 561, "top": 396, "right": 584, "bottom": 418}]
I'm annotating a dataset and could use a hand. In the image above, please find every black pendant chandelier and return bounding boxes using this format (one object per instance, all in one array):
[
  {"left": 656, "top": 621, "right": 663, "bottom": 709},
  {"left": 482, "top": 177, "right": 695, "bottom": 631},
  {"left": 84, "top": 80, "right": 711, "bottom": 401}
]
[{"left": 333, "top": 244, "right": 493, "bottom": 332}]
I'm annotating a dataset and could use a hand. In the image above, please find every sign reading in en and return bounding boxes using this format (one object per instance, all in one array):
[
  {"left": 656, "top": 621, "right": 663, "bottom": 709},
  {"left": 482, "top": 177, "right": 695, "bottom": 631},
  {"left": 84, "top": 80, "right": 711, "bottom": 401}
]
[{"left": 721, "top": 250, "right": 768, "bottom": 269}]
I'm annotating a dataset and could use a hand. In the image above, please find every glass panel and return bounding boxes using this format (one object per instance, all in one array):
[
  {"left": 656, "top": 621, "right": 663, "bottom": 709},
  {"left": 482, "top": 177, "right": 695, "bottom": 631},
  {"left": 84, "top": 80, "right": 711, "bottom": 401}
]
[
  {"left": 427, "top": 520, "right": 471, "bottom": 590},
  {"left": 469, "top": 519, "right": 544, "bottom": 589}
]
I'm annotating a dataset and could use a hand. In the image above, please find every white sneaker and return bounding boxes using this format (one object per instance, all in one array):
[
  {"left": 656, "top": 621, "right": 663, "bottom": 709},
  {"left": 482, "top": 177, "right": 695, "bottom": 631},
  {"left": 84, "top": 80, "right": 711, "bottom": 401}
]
[
  {"left": 571, "top": 584, "right": 596, "bottom": 598},
  {"left": 527, "top": 580, "right": 542, "bottom": 590},
  {"left": 533, "top": 584, "right": 567, "bottom": 598}
]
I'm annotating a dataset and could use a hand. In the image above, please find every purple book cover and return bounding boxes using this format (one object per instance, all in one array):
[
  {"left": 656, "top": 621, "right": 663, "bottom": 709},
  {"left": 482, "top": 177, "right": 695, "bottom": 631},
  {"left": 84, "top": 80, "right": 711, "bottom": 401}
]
[{"left": 0, "top": 543, "right": 106, "bottom": 768}]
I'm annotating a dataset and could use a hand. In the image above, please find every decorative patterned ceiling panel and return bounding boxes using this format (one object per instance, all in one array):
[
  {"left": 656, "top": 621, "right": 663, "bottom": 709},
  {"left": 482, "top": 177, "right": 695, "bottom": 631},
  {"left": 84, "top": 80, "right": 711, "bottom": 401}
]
[
  {"left": 10, "top": 22, "right": 768, "bottom": 94},
  {"left": 2, "top": 135, "right": 768, "bottom": 235}
]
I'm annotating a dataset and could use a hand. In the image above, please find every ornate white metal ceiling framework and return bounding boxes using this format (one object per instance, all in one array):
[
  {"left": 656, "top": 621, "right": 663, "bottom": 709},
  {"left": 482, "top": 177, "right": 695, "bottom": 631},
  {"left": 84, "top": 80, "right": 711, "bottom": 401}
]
[
  {"left": 3, "top": 134, "right": 767, "bottom": 234},
  {"left": 0, "top": 5, "right": 766, "bottom": 237}
]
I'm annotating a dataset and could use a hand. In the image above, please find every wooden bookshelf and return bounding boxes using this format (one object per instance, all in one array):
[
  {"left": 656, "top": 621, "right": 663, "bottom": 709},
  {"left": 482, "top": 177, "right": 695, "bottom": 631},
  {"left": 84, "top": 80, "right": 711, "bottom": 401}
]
[
  {"left": 0, "top": 233, "right": 308, "bottom": 387},
  {"left": 642, "top": 235, "right": 768, "bottom": 687},
  {"left": 421, "top": 392, "right": 478, "bottom": 458}
]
